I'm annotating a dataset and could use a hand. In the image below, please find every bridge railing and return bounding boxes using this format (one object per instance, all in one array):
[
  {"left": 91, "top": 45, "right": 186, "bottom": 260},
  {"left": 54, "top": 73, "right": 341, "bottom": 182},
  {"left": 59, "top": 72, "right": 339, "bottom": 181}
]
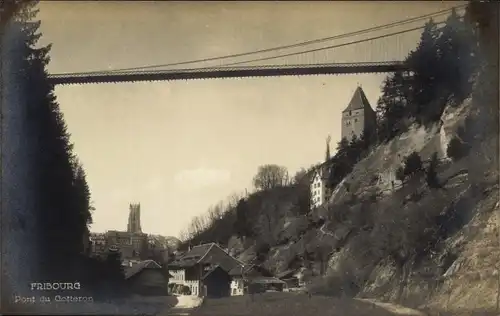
[{"left": 47, "top": 61, "right": 406, "bottom": 78}]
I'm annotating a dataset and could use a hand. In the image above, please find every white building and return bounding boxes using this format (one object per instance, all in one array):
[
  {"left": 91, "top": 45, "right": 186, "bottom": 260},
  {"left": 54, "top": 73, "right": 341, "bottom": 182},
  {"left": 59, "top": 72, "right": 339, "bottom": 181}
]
[
  {"left": 310, "top": 168, "right": 329, "bottom": 209},
  {"left": 310, "top": 137, "right": 332, "bottom": 209}
]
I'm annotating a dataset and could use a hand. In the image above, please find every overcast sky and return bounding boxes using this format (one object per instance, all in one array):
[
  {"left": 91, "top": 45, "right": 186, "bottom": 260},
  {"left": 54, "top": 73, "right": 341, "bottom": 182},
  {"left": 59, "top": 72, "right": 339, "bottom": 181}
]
[{"left": 37, "top": 1, "right": 463, "bottom": 238}]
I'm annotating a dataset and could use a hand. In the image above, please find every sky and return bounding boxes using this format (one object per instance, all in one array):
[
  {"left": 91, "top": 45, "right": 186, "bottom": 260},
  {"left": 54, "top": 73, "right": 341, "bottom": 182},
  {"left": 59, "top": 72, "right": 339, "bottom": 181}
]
[{"left": 36, "top": 1, "right": 464, "bottom": 238}]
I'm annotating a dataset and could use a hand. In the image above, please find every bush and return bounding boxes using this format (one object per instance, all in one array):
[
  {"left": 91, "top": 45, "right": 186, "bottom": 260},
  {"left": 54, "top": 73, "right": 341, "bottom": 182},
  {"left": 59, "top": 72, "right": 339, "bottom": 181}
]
[
  {"left": 403, "top": 152, "right": 423, "bottom": 177},
  {"left": 396, "top": 166, "right": 406, "bottom": 183},
  {"left": 446, "top": 136, "right": 470, "bottom": 161},
  {"left": 307, "top": 260, "right": 362, "bottom": 297}
]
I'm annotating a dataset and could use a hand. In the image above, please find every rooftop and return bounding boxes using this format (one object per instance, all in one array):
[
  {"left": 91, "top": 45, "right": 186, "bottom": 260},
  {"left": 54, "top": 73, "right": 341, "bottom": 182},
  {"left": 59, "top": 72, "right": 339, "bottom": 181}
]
[
  {"left": 124, "top": 260, "right": 165, "bottom": 279},
  {"left": 169, "top": 243, "right": 243, "bottom": 272},
  {"left": 342, "top": 86, "right": 373, "bottom": 113}
]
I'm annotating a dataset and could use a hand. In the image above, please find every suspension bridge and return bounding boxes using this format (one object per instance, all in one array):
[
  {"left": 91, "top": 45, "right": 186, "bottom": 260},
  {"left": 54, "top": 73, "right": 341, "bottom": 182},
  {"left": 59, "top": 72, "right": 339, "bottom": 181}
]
[{"left": 46, "top": 6, "right": 465, "bottom": 86}]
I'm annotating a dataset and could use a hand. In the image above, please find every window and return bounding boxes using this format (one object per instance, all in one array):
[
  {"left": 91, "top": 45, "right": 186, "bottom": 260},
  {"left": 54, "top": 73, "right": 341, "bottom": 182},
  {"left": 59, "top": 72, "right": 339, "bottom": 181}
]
[
  {"left": 354, "top": 118, "right": 358, "bottom": 122},
  {"left": 349, "top": 111, "right": 352, "bottom": 116}
]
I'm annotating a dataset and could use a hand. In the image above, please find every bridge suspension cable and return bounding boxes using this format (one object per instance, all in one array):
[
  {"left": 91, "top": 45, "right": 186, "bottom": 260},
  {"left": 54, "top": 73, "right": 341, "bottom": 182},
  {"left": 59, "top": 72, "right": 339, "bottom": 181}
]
[
  {"left": 55, "top": 18, "right": 452, "bottom": 78},
  {"left": 68, "top": 5, "right": 466, "bottom": 75},
  {"left": 210, "top": 20, "right": 452, "bottom": 68}
]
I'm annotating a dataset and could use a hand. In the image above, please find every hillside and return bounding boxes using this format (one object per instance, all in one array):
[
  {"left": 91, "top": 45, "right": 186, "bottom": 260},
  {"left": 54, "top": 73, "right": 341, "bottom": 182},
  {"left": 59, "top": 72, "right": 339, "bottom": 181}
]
[{"left": 181, "top": 3, "right": 499, "bottom": 314}]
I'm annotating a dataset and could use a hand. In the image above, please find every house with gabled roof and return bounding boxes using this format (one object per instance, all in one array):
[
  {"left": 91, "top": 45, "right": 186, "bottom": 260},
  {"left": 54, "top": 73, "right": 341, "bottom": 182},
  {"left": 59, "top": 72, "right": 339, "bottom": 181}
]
[
  {"left": 124, "top": 260, "right": 172, "bottom": 296},
  {"left": 168, "top": 243, "right": 244, "bottom": 297}
]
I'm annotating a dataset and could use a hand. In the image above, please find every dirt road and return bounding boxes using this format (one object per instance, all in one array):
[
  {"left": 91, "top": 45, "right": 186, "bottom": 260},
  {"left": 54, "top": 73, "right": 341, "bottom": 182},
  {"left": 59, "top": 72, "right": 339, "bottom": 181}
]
[{"left": 160, "top": 295, "right": 203, "bottom": 316}]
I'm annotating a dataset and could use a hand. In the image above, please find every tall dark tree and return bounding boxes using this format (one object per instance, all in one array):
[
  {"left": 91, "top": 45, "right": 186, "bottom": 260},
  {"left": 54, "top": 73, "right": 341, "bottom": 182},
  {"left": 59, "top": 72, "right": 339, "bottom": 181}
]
[
  {"left": 326, "top": 138, "right": 353, "bottom": 189},
  {"left": 425, "top": 152, "right": 441, "bottom": 189},
  {"left": 72, "top": 160, "right": 95, "bottom": 228},
  {"left": 406, "top": 18, "right": 441, "bottom": 113},
  {"left": 438, "top": 7, "right": 479, "bottom": 103},
  {"left": 358, "top": 129, "right": 374, "bottom": 152},
  {"left": 336, "top": 137, "right": 350, "bottom": 153},
  {"left": 11, "top": 1, "right": 94, "bottom": 279},
  {"left": 347, "top": 134, "right": 363, "bottom": 163},
  {"left": 403, "top": 151, "right": 423, "bottom": 178},
  {"left": 375, "top": 72, "right": 409, "bottom": 142}
]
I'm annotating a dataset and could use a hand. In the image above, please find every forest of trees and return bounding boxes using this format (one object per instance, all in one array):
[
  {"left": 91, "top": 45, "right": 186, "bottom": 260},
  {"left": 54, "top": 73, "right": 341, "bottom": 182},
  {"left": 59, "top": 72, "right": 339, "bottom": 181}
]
[
  {"left": 324, "top": 7, "right": 480, "bottom": 191},
  {"left": 2, "top": 0, "right": 125, "bottom": 294},
  {"left": 178, "top": 164, "right": 312, "bottom": 249}
]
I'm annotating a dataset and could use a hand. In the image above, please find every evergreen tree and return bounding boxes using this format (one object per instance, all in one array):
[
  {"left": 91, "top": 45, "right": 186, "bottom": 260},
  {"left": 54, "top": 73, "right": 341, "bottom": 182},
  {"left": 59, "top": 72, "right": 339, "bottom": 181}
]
[
  {"left": 358, "top": 128, "right": 374, "bottom": 152},
  {"left": 438, "top": 7, "right": 478, "bottom": 103},
  {"left": 403, "top": 152, "right": 423, "bottom": 178},
  {"left": 325, "top": 137, "right": 356, "bottom": 189},
  {"left": 425, "top": 152, "right": 441, "bottom": 189},
  {"left": 336, "top": 137, "right": 350, "bottom": 153},
  {"left": 347, "top": 134, "right": 363, "bottom": 163},
  {"left": 11, "top": 1, "right": 94, "bottom": 279},
  {"left": 406, "top": 18, "right": 441, "bottom": 124},
  {"left": 375, "top": 71, "right": 410, "bottom": 141}
]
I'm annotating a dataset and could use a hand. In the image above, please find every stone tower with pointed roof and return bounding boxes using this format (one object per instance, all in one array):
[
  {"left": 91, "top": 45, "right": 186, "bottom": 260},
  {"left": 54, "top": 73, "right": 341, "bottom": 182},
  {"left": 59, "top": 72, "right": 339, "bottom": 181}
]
[{"left": 341, "top": 86, "right": 377, "bottom": 141}]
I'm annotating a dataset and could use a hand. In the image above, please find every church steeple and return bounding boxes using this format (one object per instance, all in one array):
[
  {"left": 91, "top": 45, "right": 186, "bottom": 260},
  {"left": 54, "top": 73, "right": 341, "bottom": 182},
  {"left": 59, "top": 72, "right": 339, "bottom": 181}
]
[{"left": 325, "top": 135, "right": 331, "bottom": 162}]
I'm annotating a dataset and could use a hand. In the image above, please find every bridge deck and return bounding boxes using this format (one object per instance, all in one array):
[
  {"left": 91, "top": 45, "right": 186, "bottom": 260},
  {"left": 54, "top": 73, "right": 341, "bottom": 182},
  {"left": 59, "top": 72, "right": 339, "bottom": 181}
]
[{"left": 48, "top": 63, "right": 408, "bottom": 85}]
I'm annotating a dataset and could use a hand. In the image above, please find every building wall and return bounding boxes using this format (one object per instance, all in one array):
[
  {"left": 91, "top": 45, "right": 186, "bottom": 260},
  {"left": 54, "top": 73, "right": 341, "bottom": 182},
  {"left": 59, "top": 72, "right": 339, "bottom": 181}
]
[
  {"left": 310, "top": 171, "right": 327, "bottom": 209},
  {"left": 128, "top": 269, "right": 169, "bottom": 296},
  {"left": 230, "top": 278, "right": 245, "bottom": 296},
  {"left": 203, "top": 268, "right": 231, "bottom": 298},
  {"left": 90, "top": 233, "right": 107, "bottom": 257},
  {"left": 170, "top": 269, "right": 201, "bottom": 296},
  {"left": 106, "top": 231, "right": 148, "bottom": 260},
  {"left": 341, "top": 108, "right": 377, "bottom": 141},
  {"left": 341, "top": 109, "right": 365, "bottom": 140},
  {"left": 170, "top": 269, "right": 186, "bottom": 283}
]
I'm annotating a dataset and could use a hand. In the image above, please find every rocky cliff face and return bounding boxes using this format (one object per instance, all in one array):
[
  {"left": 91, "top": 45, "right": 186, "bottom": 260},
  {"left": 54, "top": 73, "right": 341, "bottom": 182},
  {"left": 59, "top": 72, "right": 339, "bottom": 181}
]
[
  {"left": 326, "top": 72, "right": 499, "bottom": 314},
  {"left": 233, "top": 68, "right": 499, "bottom": 315}
]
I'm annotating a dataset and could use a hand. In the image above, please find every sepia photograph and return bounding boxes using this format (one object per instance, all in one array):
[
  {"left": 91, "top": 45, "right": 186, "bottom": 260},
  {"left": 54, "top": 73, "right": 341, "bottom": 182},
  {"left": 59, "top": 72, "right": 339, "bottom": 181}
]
[{"left": 1, "top": 1, "right": 499, "bottom": 315}]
